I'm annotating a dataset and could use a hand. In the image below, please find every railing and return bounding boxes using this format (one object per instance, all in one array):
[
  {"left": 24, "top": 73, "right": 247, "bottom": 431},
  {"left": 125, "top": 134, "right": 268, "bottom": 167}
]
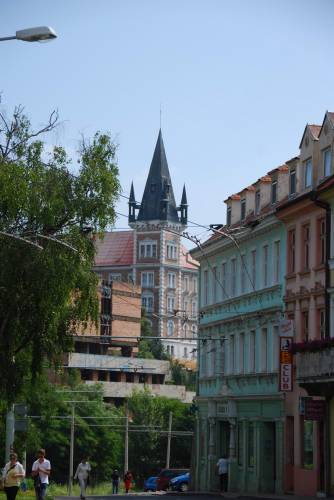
[{"left": 296, "top": 347, "right": 334, "bottom": 380}]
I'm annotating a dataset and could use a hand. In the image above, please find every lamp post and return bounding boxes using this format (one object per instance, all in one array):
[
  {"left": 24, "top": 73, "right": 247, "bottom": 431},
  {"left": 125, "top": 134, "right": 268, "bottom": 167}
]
[{"left": 0, "top": 26, "right": 57, "bottom": 42}]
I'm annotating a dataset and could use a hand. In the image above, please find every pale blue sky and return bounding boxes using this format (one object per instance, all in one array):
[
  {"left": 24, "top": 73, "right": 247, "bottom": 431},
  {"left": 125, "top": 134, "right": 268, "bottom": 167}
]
[{"left": 1, "top": 0, "right": 334, "bottom": 238}]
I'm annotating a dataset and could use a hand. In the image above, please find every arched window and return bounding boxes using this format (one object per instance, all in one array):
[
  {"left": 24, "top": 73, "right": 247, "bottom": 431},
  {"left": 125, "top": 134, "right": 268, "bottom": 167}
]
[
  {"left": 191, "top": 324, "right": 197, "bottom": 336},
  {"left": 183, "top": 323, "right": 189, "bottom": 338},
  {"left": 167, "top": 320, "right": 174, "bottom": 336}
]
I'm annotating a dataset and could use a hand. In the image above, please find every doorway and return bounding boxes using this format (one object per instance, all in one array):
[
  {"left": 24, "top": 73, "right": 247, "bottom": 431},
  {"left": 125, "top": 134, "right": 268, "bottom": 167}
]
[{"left": 261, "top": 422, "right": 276, "bottom": 492}]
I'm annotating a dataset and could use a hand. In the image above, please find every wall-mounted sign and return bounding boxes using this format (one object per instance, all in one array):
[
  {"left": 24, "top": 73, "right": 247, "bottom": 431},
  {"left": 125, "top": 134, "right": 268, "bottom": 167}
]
[
  {"left": 305, "top": 399, "right": 326, "bottom": 421},
  {"left": 279, "top": 319, "right": 294, "bottom": 337},
  {"left": 279, "top": 337, "right": 293, "bottom": 391}
]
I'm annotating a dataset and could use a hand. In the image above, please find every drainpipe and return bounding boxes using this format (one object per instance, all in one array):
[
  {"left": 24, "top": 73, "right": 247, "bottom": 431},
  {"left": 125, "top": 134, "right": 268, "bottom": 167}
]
[{"left": 311, "top": 194, "right": 331, "bottom": 496}]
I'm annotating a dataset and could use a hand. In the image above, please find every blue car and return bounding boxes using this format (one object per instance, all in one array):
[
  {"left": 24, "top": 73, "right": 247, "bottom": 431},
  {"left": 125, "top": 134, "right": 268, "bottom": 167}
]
[
  {"left": 144, "top": 476, "right": 158, "bottom": 492},
  {"left": 170, "top": 472, "right": 190, "bottom": 492}
]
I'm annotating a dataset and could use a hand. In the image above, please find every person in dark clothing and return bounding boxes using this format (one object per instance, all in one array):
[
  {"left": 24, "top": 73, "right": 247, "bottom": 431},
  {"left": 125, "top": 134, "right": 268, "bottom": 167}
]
[{"left": 111, "top": 469, "right": 120, "bottom": 494}]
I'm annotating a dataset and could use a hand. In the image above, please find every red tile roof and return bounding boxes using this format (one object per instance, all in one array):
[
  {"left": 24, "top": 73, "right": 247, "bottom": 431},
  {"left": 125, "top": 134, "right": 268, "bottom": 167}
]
[
  {"left": 94, "top": 231, "right": 198, "bottom": 270},
  {"left": 180, "top": 244, "right": 199, "bottom": 269},
  {"left": 94, "top": 231, "right": 134, "bottom": 266}
]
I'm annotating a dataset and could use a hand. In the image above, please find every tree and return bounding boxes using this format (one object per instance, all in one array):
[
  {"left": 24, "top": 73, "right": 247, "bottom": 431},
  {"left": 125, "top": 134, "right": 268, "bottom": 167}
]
[
  {"left": 0, "top": 103, "right": 120, "bottom": 404},
  {"left": 138, "top": 311, "right": 168, "bottom": 360},
  {"left": 127, "top": 388, "right": 194, "bottom": 484},
  {"left": 0, "top": 377, "right": 124, "bottom": 482}
]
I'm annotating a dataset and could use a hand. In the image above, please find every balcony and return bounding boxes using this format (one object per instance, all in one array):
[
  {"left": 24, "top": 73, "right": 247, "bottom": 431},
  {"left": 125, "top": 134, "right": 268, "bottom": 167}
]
[{"left": 296, "top": 346, "right": 334, "bottom": 386}]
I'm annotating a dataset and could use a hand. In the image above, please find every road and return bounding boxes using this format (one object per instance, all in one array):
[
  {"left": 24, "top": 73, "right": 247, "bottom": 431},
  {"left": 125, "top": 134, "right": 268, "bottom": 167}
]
[{"left": 55, "top": 495, "right": 224, "bottom": 500}]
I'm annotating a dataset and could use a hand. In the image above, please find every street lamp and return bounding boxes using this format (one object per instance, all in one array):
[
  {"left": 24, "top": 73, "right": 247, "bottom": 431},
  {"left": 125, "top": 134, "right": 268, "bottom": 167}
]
[{"left": 0, "top": 26, "right": 57, "bottom": 42}]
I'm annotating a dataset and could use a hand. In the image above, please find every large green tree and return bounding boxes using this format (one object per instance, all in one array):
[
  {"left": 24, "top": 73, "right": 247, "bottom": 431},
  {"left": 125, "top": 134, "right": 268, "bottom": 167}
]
[
  {"left": 127, "top": 388, "right": 194, "bottom": 484},
  {"left": 0, "top": 104, "right": 120, "bottom": 404}
]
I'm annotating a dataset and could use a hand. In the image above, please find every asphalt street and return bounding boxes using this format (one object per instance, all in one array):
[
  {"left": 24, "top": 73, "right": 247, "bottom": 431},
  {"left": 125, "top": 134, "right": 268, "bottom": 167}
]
[{"left": 55, "top": 495, "right": 224, "bottom": 500}]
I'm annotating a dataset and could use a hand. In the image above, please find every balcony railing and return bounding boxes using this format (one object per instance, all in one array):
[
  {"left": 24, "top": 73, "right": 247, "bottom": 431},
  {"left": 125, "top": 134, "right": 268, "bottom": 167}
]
[{"left": 296, "top": 347, "right": 334, "bottom": 380}]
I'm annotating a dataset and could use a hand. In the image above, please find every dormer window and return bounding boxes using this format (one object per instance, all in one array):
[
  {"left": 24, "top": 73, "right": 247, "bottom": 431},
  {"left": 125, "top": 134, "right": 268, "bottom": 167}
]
[
  {"left": 305, "top": 158, "right": 312, "bottom": 188},
  {"left": 289, "top": 169, "right": 296, "bottom": 195},
  {"left": 255, "top": 190, "right": 260, "bottom": 215},
  {"left": 323, "top": 148, "right": 331, "bottom": 177},
  {"left": 271, "top": 181, "right": 277, "bottom": 205},
  {"left": 240, "top": 199, "right": 246, "bottom": 222},
  {"left": 226, "top": 206, "right": 232, "bottom": 226}
]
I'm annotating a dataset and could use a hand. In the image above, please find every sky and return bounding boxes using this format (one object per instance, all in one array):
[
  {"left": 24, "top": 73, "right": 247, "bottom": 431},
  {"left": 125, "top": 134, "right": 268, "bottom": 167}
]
[{"left": 1, "top": 0, "right": 334, "bottom": 242}]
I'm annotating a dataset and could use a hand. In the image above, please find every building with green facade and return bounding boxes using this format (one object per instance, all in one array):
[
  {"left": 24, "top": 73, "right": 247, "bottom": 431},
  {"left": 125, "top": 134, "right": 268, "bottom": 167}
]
[{"left": 191, "top": 170, "right": 288, "bottom": 493}]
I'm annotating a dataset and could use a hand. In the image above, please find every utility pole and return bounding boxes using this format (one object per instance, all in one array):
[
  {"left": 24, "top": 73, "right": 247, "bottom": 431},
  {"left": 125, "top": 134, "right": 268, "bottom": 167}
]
[
  {"left": 124, "top": 405, "right": 129, "bottom": 472},
  {"left": 5, "top": 405, "right": 15, "bottom": 463},
  {"left": 166, "top": 411, "right": 173, "bottom": 468},
  {"left": 68, "top": 404, "right": 75, "bottom": 496}
]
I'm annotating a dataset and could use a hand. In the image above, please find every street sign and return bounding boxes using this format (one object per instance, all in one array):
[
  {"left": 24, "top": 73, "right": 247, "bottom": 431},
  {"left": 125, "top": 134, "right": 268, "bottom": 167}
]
[
  {"left": 305, "top": 399, "right": 326, "bottom": 421},
  {"left": 279, "top": 337, "right": 293, "bottom": 391}
]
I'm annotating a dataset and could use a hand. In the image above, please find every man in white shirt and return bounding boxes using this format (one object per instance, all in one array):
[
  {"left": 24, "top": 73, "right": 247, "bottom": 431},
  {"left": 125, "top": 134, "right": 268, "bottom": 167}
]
[
  {"left": 216, "top": 454, "right": 229, "bottom": 493},
  {"left": 32, "top": 449, "right": 51, "bottom": 500}
]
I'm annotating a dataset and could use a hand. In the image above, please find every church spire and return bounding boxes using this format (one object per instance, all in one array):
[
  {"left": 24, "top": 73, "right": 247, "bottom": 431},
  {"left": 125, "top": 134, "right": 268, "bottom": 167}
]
[{"left": 137, "top": 130, "right": 179, "bottom": 223}]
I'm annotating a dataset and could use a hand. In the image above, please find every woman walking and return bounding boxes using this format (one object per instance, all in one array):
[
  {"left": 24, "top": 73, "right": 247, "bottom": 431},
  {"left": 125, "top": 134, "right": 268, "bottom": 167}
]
[
  {"left": 123, "top": 471, "right": 133, "bottom": 494},
  {"left": 2, "top": 453, "right": 25, "bottom": 500},
  {"left": 74, "top": 457, "right": 91, "bottom": 500}
]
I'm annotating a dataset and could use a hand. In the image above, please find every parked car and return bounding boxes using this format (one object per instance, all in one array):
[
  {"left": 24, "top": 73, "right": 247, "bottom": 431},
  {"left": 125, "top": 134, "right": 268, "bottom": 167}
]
[
  {"left": 143, "top": 476, "right": 158, "bottom": 492},
  {"left": 156, "top": 468, "right": 190, "bottom": 491},
  {"left": 170, "top": 472, "right": 190, "bottom": 492}
]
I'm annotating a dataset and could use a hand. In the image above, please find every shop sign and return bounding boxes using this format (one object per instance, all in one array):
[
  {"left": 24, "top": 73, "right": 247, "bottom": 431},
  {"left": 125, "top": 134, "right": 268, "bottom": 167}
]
[
  {"left": 305, "top": 399, "right": 326, "bottom": 421},
  {"left": 279, "top": 337, "right": 293, "bottom": 391},
  {"left": 279, "top": 319, "right": 294, "bottom": 337}
]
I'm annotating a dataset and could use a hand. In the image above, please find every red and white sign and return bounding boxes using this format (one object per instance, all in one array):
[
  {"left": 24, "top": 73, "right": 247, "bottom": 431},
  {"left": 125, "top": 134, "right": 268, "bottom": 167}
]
[{"left": 279, "top": 336, "right": 293, "bottom": 392}]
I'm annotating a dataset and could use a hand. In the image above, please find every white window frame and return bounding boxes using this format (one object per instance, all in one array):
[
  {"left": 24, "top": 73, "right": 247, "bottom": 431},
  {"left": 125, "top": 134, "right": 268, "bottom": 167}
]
[
  {"left": 166, "top": 242, "right": 177, "bottom": 260},
  {"left": 141, "top": 271, "right": 154, "bottom": 288},
  {"left": 273, "top": 240, "right": 280, "bottom": 284},
  {"left": 249, "top": 330, "right": 255, "bottom": 373},
  {"left": 323, "top": 148, "right": 332, "bottom": 177},
  {"left": 240, "top": 254, "right": 246, "bottom": 294},
  {"left": 168, "top": 272, "right": 176, "bottom": 289},
  {"left": 139, "top": 240, "right": 157, "bottom": 258},
  {"left": 167, "top": 295, "right": 175, "bottom": 313},
  {"left": 263, "top": 245, "right": 269, "bottom": 287},
  {"left": 142, "top": 293, "right": 154, "bottom": 312},
  {"left": 231, "top": 258, "right": 237, "bottom": 296},
  {"left": 221, "top": 262, "right": 227, "bottom": 300},
  {"left": 305, "top": 158, "right": 312, "bottom": 188},
  {"left": 109, "top": 273, "right": 122, "bottom": 282},
  {"left": 167, "top": 320, "right": 174, "bottom": 336}
]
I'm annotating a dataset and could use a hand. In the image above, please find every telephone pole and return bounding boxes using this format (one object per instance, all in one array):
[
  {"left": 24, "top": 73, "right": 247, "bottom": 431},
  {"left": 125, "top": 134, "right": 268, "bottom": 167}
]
[
  {"left": 124, "top": 405, "right": 129, "bottom": 472},
  {"left": 166, "top": 411, "right": 173, "bottom": 468},
  {"left": 68, "top": 404, "right": 75, "bottom": 496}
]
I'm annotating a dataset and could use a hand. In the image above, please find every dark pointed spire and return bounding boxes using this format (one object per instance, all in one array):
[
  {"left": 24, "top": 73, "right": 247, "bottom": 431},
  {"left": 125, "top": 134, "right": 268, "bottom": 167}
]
[
  {"left": 179, "top": 184, "right": 188, "bottom": 225},
  {"left": 129, "top": 181, "right": 135, "bottom": 202},
  {"left": 181, "top": 184, "right": 187, "bottom": 205},
  {"left": 128, "top": 181, "right": 137, "bottom": 223},
  {"left": 137, "top": 130, "right": 179, "bottom": 223}
]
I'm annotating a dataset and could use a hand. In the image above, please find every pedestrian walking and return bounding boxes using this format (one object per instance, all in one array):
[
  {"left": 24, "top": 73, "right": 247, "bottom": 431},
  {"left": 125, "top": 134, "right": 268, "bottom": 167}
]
[
  {"left": 216, "top": 454, "right": 229, "bottom": 493},
  {"left": 2, "top": 453, "right": 25, "bottom": 500},
  {"left": 74, "top": 457, "right": 91, "bottom": 500},
  {"left": 123, "top": 471, "right": 133, "bottom": 494},
  {"left": 31, "top": 449, "right": 51, "bottom": 500},
  {"left": 111, "top": 469, "right": 120, "bottom": 494}
]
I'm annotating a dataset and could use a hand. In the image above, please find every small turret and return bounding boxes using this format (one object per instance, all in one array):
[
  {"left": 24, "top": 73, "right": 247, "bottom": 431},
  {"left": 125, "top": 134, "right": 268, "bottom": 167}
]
[
  {"left": 179, "top": 184, "right": 188, "bottom": 225},
  {"left": 128, "top": 181, "right": 137, "bottom": 223}
]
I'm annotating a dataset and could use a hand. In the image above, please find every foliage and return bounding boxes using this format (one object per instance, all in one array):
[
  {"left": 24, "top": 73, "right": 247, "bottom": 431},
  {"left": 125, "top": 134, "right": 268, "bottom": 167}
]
[
  {"left": 169, "top": 360, "right": 196, "bottom": 391},
  {"left": 138, "top": 312, "right": 168, "bottom": 360},
  {"left": 0, "top": 378, "right": 124, "bottom": 483},
  {"left": 0, "top": 103, "right": 120, "bottom": 405},
  {"left": 127, "top": 388, "right": 194, "bottom": 485}
]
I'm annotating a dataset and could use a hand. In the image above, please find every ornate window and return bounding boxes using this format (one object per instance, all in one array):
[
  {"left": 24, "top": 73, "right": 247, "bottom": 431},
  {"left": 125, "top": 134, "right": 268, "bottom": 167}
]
[
  {"left": 167, "top": 320, "right": 174, "bottom": 336},
  {"left": 166, "top": 242, "right": 177, "bottom": 260},
  {"left": 167, "top": 272, "right": 176, "bottom": 288}
]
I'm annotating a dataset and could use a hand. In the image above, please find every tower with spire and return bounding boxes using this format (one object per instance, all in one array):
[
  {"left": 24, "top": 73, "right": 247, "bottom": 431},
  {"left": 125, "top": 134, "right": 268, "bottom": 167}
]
[
  {"left": 128, "top": 129, "right": 187, "bottom": 227},
  {"left": 127, "top": 130, "right": 197, "bottom": 360}
]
